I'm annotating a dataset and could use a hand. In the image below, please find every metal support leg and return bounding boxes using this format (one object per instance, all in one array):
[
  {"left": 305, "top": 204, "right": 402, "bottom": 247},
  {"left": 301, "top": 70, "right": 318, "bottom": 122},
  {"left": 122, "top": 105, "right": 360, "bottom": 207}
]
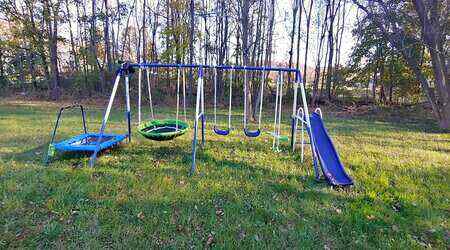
[
  {"left": 201, "top": 114, "right": 205, "bottom": 147},
  {"left": 190, "top": 69, "right": 203, "bottom": 175},
  {"left": 125, "top": 74, "right": 132, "bottom": 142},
  {"left": 291, "top": 73, "right": 299, "bottom": 151},
  {"left": 296, "top": 72, "right": 320, "bottom": 180},
  {"left": 291, "top": 117, "right": 296, "bottom": 151},
  {"left": 200, "top": 71, "right": 205, "bottom": 147},
  {"left": 190, "top": 119, "right": 198, "bottom": 175},
  {"left": 138, "top": 68, "right": 142, "bottom": 125},
  {"left": 89, "top": 72, "right": 122, "bottom": 167}
]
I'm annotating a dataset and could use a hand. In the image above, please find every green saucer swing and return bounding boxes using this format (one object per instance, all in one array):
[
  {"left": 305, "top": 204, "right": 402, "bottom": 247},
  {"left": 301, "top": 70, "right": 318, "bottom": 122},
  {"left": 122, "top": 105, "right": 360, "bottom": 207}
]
[
  {"left": 137, "top": 119, "right": 189, "bottom": 141},
  {"left": 137, "top": 67, "right": 189, "bottom": 141}
]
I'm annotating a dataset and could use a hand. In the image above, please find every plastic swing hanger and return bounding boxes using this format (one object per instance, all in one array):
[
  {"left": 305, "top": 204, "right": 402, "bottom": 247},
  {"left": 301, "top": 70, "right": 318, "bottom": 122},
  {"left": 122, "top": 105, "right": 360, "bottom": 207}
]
[
  {"left": 213, "top": 67, "right": 233, "bottom": 136},
  {"left": 243, "top": 67, "right": 265, "bottom": 138}
]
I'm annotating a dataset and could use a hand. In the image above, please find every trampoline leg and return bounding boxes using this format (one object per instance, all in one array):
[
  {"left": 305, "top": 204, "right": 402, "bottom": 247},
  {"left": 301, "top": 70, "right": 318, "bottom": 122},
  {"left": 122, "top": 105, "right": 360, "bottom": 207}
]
[{"left": 89, "top": 152, "right": 98, "bottom": 167}]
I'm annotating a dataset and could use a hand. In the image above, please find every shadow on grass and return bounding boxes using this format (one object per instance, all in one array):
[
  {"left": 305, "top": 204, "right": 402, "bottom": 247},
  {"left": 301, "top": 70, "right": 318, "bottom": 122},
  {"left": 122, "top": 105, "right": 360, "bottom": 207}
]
[
  {"left": 326, "top": 111, "right": 447, "bottom": 134},
  {"left": 0, "top": 141, "right": 129, "bottom": 166},
  {"left": 0, "top": 163, "right": 444, "bottom": 248},
  {"left": 0, "top": 144, "right": 48, "bottom": 164},
  {"left": 123, "top": 141, "right": 317, "bottom": 186}
]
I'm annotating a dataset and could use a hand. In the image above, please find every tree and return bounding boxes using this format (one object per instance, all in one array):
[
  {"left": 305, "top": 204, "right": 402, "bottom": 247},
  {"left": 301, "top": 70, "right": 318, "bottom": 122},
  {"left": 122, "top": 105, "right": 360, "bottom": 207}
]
[
  {"left": 348, "top": 17, "right": 422, "bottom": 105},
  {"left": 43, "top": 0, "right": 61, "bottom": 100},
  {"left": 353, "top": 0, "right": 450, "bottom": 129}
]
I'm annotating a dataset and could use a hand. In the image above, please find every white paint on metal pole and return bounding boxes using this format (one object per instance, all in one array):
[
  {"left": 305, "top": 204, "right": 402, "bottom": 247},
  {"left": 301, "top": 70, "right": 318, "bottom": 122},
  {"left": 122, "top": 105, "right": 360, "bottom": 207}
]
[{"left": 138, "top": 68, "right": 142, "bottom": 125}]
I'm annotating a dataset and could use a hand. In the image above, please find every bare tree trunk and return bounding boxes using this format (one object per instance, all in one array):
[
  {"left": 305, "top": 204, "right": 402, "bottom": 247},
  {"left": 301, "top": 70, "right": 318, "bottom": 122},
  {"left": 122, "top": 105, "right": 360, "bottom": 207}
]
[
  {"left": 0, "top": 44, "right": 4, "bottom": 78},
  {"left": 142, "top": 0, "right": 146, "bottom": 62},
  {"left": 295, "top": 0, "right": 303, "bottom": 71},
  {"left": 44, "top": 0, "right": 60, "bottom": 100},
  {"left": 26, "top": 45, "right": 37, "bottom": 90},
  {"left": 151, "top": 9, "right": 158, "bottom": 61},
  {"left": 287, "top": 0, "right": 299, "bottom": 84},
  {"left": 26, "top": 1, "right": 50, "bottom": 83},
  {"left": 65, "top": 0, "right": 79, "bottom": 71},
  {"left": 18, "top": 53, "right": 25, "bottom": 91},
  {"left": 325, "top": 0, "right": 338, "bottom": 101},
  {"left": 251, "top": 0, "right": 265, "bottom": 118},
  {"left": 188, "top": 0, "right": 195, "bottom": 104},
  {"left": 319, "top": 36, "right": 329, "bottom": 99},
  {"left": 334, "top": 0, "right": 346, "bottom": 84},
  {"left": 90, "top": 0, "right": 106, "bottom": 91},
  {"left": 312, "top": 1, "right": 330, "bottom": 105},
  {"left": 121, "top": 0, "right": 135, "bottom": 60},
  {"left": 302, "top": 0, "right": 314, "bottom": 88},
  {"left": 217, "top": 0, "right": 229, "bottom": 101},
  {"left": 240, "top": 0, "right": 253, "bottom": 121},
  {"left": 135, "top": 0, "right": 142, "bottom": 63},
  {"left": 104, "top": 0, "right": 112, "bottom": 72}
]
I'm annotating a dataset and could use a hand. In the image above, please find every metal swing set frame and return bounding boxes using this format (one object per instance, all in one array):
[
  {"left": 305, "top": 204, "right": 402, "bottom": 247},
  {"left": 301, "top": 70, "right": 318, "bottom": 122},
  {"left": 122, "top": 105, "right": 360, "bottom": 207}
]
[{"left": 87, "top": 62, "right": 321, "bottom": 180}]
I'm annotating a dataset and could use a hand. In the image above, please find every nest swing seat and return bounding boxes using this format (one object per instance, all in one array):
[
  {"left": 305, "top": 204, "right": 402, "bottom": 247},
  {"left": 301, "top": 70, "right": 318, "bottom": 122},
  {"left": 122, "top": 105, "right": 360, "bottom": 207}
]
[
  {"left": 136, "top": 66, "right": 190, "bottom": 141},
  {"left": 137, "top": 119, "right": 189, "bottom": 141}
]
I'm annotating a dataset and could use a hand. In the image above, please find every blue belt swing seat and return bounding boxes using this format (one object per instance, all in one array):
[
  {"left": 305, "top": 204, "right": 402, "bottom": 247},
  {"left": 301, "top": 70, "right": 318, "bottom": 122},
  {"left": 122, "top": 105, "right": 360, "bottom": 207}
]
[
  {"left": 212, "top": 67, "right": 233, "bottom": 136},
  {"left": 212, "top": 66, "right": 267, "bottom": 137},
  {"left": 44, "top": 104, "right": 127, "bottom": 164},
  {"left": 242, "top": 67, "right": 266, "bottom": 137}
]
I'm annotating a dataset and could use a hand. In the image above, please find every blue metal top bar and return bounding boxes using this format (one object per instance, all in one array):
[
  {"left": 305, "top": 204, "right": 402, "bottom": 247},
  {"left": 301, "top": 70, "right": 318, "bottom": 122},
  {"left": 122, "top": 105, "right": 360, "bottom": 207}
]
[{"left": 127, "top": 62, "right": 302, "bottom": 82}]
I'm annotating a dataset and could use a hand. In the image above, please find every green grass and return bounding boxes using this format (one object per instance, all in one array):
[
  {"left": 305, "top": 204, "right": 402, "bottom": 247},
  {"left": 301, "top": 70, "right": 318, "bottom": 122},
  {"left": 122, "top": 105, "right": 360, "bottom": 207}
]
[{"left": 0, "top": 101, "right": 449, "bottom": 248}]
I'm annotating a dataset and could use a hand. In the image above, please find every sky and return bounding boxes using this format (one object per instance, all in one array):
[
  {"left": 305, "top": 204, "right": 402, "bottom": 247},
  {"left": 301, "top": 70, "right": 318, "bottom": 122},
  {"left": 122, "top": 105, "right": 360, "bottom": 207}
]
[{"left": 272, "top": 0, "right": 357, "bottom": 67}]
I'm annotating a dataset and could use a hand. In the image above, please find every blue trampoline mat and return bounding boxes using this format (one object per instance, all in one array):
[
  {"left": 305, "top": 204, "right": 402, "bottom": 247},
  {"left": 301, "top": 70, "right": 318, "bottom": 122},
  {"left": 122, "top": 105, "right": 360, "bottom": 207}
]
[{"left": 53, "top": 133, "right": 127, "bottom": 152}]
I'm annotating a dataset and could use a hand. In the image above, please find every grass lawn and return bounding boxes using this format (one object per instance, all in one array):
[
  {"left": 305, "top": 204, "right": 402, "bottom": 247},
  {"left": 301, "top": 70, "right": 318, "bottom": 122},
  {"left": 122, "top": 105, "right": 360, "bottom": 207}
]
[{"left": 0, "top": 101, "right": 449, "bottom": 248}]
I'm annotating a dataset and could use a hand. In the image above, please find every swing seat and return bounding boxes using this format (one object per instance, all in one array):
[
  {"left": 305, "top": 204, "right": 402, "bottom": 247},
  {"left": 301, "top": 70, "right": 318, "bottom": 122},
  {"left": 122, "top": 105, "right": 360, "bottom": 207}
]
[
  {"left": 266, "top": 131, "right": 289, "bottom": 142},
  {"left": 138, "top": 119, "right": 189, "bottom": 141},
  {"left": 244, "top": 128, "right": 261, "bottom": 137},
  {"left": 213, "top": 126, "right": 230, "bottom": 136}
]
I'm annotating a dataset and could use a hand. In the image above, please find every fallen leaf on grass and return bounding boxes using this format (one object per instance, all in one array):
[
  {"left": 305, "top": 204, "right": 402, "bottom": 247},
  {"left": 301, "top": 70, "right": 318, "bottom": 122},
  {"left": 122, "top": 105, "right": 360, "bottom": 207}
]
[
  {"left": 71, "top": 162, "right": 82, "bottom": 169},
  {"left": 238, "top": 229, "right": 246, "bottom": 240},
  {"left": 215, "top": 208, "right": 224, "bottom": 217},
  {"left": 15, "top": 229, "right": 30, "bottom": 240},
  {"left": 205, "top": 233, "right": 214, "bottom": 247},
  {"left": 366, "top": 215, "right": 375, "bottom": 220}
]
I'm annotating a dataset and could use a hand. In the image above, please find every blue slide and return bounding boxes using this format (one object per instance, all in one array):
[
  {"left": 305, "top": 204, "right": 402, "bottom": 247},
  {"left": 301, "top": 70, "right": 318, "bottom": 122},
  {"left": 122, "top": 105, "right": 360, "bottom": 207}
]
[{"left": 309, "top": 112, "right": 354, "bottom": 186}]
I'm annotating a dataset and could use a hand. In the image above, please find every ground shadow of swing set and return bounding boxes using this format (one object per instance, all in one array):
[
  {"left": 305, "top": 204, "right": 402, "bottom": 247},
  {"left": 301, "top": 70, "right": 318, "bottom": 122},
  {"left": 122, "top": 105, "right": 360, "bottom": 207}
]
[{"left": 44, "top": 62, "right": 353, "bottom": 187}]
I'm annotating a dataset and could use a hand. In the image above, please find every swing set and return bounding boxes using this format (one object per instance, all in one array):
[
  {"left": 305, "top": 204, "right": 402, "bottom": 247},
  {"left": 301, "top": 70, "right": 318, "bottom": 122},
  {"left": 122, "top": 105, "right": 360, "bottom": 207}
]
[{"left": 45, "top": 62, "right": 354, "bottom": 186}]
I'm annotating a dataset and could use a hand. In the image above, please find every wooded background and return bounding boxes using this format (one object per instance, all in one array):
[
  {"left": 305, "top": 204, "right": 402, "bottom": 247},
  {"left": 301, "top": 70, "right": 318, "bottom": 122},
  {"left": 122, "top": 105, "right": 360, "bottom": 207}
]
[{"left": 0, "top": 0, "right": 448, "bottom": 128}]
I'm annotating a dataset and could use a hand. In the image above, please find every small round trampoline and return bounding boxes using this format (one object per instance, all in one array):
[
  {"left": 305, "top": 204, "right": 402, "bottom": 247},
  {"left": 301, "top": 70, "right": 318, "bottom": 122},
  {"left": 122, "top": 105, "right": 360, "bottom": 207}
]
[{"left": 137, "top": 119, "right": 189, "bottom": 141}]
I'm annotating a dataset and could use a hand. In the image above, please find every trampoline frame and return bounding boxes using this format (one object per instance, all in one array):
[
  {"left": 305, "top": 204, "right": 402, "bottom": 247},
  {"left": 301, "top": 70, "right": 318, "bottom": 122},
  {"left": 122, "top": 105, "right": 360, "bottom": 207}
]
[{"left": 44, "top": 104, "right": 127, "bottom": 164}]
